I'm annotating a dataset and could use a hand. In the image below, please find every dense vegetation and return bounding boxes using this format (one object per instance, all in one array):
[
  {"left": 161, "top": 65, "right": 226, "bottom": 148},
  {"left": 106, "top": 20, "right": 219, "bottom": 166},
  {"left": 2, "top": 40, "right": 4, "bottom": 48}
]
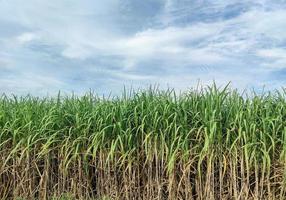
[{"left": 1, "top": 85, "right": 286, "bottom": 199}]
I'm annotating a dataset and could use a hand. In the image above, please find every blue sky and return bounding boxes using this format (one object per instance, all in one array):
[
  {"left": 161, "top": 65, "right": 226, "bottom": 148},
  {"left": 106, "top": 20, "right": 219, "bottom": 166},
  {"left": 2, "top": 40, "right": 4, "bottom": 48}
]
[{"left": 0, "top": 0, "right": 286, "bottom": 95}]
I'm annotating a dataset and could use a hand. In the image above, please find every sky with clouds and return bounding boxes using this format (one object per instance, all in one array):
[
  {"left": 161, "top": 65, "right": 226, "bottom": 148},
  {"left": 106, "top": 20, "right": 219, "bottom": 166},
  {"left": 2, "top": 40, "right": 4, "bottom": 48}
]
[{"left": 0, "top": 0, "right": 286, "bottom": 95}]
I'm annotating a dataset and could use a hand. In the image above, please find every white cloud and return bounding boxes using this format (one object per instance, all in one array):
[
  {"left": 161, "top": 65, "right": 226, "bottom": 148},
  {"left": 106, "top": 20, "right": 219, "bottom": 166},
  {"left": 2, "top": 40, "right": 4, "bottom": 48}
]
[
  {"left": 257, "top": 48, "right": 286, "bottom": 59},
  {"left": 54, "top": 6, "right": 286, "bottom": 72},
  {"left": 56, "top": 22, "right": 227, "bottom": 69},
  {"left": 257, "top": 48, "right": 286, "bottom": 69},
  {"left": 16, "top": 32, "right": 38, "bottom": 44},
  {"left": 116, "top": 23, "right": 223, "bottom": 56},
  {"left": 0, "top": 73, "right": 65, "bottom": 95},
  {"left": 113, "top": 72, "right": 154, "bottom": 81},
  {"left": 0, "top": 56, "right": 14, "bottom": 70}
]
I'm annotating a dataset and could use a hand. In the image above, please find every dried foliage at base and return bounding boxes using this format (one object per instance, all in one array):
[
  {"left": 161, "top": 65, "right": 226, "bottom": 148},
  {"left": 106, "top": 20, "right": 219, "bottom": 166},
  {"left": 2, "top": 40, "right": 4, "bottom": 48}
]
[{"left": 1, "top": 85, "right": 286, "bottom": 199}]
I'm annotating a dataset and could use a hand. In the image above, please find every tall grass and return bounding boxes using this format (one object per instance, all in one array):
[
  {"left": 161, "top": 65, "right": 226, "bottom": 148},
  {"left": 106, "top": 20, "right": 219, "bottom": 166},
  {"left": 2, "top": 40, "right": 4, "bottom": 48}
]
[{"left": 1, "top": 85, "right": 286, "bottom": 199}]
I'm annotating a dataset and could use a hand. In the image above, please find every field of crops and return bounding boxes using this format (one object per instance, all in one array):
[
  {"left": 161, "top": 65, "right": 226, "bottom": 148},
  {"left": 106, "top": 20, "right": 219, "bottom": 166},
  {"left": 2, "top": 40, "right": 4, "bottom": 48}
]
[{"left": 1, "top": 85, "right": 286, "bottom": 199}]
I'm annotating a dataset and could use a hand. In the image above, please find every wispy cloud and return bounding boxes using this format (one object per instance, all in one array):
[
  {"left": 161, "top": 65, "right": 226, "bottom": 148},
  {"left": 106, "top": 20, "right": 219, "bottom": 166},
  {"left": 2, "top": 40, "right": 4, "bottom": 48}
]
[
  {"left": 257, "top": 48, "right": 286, "bottom": 70},
  {"left": 16, "top": 32, "right": 38, "bottom": 44},
  {"left": 0, "top": 72, "right": 65, "bottom": 95}
]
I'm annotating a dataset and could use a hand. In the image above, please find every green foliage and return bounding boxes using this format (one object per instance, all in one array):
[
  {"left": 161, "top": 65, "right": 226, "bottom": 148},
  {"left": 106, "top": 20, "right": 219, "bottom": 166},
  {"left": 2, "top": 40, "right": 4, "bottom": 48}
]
[{"left": 1, "top": 85, "right": 286, "bottom": 199}]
